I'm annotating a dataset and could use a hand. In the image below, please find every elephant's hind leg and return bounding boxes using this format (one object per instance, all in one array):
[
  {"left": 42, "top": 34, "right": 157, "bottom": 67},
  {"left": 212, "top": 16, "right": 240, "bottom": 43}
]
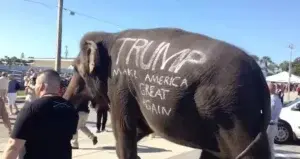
[
  {"left": 217, "top": 120, "right": 271, "bottom": 159},
  {"left": 136, "top": 118, "right": 153, "bottom": 142}
]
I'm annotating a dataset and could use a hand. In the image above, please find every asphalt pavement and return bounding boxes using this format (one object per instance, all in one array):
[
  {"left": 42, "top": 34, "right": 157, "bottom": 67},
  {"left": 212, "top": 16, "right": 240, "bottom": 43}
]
[
  {"left": 167, "top": 145, "right": 300, "bottom": 159},
  {"left": 2, "top": 102, "right": 300, "bottom": 159},
  {"left": 83, "top": 102, "right": 300, "bottom": 159}
]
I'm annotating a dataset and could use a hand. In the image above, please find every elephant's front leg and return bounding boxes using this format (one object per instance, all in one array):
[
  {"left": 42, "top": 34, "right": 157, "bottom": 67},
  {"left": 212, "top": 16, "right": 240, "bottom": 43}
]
[{"left": 110, "top": 91, "right": 138, "bottom": 159}]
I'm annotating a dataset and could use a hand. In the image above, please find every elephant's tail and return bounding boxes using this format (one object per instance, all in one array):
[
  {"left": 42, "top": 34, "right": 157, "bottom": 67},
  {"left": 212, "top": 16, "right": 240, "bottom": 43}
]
[{"left": 235, "top": 69, "right": 271, "bottom": 159}]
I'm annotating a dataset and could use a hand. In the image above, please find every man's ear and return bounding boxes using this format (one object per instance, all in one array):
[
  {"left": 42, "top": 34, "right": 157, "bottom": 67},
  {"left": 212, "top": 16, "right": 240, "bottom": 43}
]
[{"left": 84, "top": 40, "right": 99, "bottom": 74}]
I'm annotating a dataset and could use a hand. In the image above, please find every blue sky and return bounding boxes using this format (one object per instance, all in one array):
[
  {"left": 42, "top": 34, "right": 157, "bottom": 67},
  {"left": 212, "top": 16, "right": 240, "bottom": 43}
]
[{"left": 0, "top": 0, "right": 299, "bottom": 64}]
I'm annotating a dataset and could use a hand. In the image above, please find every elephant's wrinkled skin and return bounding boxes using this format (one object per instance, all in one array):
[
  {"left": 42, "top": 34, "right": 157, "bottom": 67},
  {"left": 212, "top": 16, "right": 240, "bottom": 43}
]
[
  {"left": 63, "top": 73, "right": 150, "bottom": 144},
  {"left": 65, "top": 28, "right": 271, "bottom": 159}
]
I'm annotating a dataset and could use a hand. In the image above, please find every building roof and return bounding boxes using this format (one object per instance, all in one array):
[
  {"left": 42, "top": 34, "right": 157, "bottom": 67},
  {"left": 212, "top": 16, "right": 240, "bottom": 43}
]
[{"left": 25, "top": 58, "right": 75, "bottom": 62}]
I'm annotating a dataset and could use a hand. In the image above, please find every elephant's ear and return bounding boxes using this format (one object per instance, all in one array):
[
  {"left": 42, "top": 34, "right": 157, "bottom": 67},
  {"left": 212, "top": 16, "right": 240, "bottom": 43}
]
[{"left": 84, "top": 40, "right": 99, "bottom": 74}]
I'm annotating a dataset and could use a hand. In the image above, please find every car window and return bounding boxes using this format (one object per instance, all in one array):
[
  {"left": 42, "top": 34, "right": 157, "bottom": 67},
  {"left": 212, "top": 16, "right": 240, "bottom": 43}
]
[{"left": 285, "top": 98, "right": 300, "bottom": 107}]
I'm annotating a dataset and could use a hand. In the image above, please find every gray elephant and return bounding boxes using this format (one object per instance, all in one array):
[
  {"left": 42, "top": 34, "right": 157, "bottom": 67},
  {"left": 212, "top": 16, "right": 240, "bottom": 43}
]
[{"left": 64, "top": 28, "right": 271, "bottom": 159}]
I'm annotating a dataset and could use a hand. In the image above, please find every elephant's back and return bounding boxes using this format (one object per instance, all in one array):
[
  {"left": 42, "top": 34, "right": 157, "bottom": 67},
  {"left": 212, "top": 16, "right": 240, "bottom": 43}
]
[{"left": 110, "top": 27, "right": 266, "bottom": 115}]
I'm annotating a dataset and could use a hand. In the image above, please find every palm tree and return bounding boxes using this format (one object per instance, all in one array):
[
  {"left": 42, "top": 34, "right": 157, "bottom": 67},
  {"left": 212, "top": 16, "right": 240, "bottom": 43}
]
[
  {"left": 20, "top": 52, "right": 25, "bottom": 59},
  {"left": 260, "top": 56, "right": 280, "bottom": 76}
]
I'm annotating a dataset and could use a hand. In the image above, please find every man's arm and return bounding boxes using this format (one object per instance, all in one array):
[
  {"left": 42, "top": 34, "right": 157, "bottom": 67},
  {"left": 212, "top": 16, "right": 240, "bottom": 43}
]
[
  {"left": 2, "top": 103, "right": 34, "bottom": 159},
  {"left": 2, "top": 138, "right": 25, "bottom": 159}
]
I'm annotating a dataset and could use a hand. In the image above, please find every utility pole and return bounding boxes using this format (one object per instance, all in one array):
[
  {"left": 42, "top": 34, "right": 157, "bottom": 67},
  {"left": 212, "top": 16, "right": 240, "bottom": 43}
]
[
  {"left": 54, "top": 0, "right": 63, "bottom": 73},
  {"left": 287, "top": 44, "right": 294, "bottom": 101}
]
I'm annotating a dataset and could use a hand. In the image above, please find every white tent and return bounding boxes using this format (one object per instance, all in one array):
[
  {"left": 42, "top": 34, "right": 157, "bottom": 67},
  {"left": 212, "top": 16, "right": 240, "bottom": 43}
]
[
  {"left": 266, "top": 71, "right": 300, "bottom": 83},
  {"left": 67, "top": 65, "right": 74, "bottom": 70}
]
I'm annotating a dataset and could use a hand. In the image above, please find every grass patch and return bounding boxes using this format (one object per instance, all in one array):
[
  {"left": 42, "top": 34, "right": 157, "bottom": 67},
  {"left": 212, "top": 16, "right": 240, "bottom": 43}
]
[{"left": 17, "top": 90, "right": 26, "bottom": 96}]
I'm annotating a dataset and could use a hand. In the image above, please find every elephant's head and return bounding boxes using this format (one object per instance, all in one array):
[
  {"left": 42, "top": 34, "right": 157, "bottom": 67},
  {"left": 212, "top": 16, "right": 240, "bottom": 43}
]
[{"left": 63, "top": 32, "right": 112, "bottom": 106}]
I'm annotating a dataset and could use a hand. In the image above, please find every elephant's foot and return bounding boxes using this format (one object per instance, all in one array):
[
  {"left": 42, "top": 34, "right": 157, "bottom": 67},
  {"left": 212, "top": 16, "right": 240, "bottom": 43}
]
[{"left": 200, "top": 151, "right": 219, "bottom": 159}]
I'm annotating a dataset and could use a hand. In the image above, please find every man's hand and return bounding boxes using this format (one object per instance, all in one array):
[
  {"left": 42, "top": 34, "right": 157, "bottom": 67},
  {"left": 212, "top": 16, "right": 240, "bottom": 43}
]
[{"left": 2, "top": 138, "right": 25, "bottom": 159}]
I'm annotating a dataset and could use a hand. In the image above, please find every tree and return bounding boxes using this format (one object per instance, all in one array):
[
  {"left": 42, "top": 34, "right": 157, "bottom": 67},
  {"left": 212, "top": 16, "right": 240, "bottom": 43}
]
[
  {"left": 260, "top": 56, "right": 280, "bottom": 76},
  {"left": 20, "top": 52, "right": 25, "bottom": 59},
  {"left": 279, "top": 61, "right": 289, "bottom": 72},
  {"left": 292, "top": 57, "right": 300, "bottom": 76},
  {"left": 249, "top": 55, "right": 281, "bottom": 76},
  {"left": 1, "top": 56, "right": 33, "bottom": 68},
  {"left": 3, "top": 56, "right": 13, "bottom": 68}
]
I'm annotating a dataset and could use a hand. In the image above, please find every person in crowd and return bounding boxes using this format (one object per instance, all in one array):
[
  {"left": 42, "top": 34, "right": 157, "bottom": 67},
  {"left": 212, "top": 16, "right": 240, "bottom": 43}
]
[
  {"left": 24, "top": 74, "right": 37, "bottom": 105},
  {"left": 71, "top": 97, "right": 98, "bottom": 149},
  {"left": 23, "top": 72, "right": 30, "bottom": 95},
  {"left": 2, "top": 69, "right": 78, "bottom": 159},
  {"left": 90, "top": 98, "right": 109, "bottom": 133},
  {"left": 0, "top": 93, "right": 11, "bottom": 134},
  {"left": 7, "top": 75, "right": 20, "bottom": 115},
  {"left": 0, "top": 72, "right": 9, "bottom": 103},
  {"left": 267, "top": 83, "right": 283, "bottom": 159},
  {"left": 297, "top": 84, "right": 300, "bottom": 96},
  {"left": 276, "top": 84, "right": 284, "bottom": 104},
  {"left": 58, "top": 78, "right": 69, "bottom": 96}
]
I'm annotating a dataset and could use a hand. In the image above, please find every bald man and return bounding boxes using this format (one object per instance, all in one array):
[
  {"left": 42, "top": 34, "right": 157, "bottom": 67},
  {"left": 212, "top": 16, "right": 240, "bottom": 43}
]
[
  {"left": 2, "top": 70, "right": 78, "bottom": 159},
  {"left": 267, "top": 82, "right": 283, "bottom": 159}
]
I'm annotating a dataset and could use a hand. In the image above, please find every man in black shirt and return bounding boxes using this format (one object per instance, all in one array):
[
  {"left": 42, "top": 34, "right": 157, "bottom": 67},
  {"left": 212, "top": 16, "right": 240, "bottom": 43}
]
[{"left": 2, "top": 70, "right": 78, "bottom": 159}]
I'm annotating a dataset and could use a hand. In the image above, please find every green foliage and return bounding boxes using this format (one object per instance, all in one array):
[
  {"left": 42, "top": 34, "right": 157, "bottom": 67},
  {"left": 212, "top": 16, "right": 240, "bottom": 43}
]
[
  {"left": 20, "top": 52, "right": 25, "bottom": 59},
  {"left": 277, "top": 57, "right": 300, "bottom": 76},
  {"left": 251, "top": 55, "right": 280, "bottom": 76},
  {"left": 279, "top": 61, "right": 289, "bottom": 72},
  {"left": 0, "top": 56, "right": 33, "bottom": 68},
  {"left": 250, "top": 54, "right": 300, "bottom": 76}
]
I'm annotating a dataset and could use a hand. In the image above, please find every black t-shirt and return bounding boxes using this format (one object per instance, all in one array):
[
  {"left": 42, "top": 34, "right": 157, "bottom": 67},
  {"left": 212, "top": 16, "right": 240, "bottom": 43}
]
[{"left": 11, "top": 96, "right": 79, "bottom": 159}]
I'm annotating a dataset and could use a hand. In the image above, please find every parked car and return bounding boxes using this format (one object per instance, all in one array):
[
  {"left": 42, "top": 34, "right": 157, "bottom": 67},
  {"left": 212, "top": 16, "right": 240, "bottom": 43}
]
[
  {"left": 275, "top": 98, "right": 300, "bottom": 144},
  {"left": 0, "top": 68, "right": 8, "bottom": 73}
]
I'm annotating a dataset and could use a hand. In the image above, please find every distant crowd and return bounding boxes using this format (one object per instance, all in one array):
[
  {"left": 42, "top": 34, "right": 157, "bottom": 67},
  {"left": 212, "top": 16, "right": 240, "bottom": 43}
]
[{"left": 269, "top": 82, "right": 300, "bottom": 103}]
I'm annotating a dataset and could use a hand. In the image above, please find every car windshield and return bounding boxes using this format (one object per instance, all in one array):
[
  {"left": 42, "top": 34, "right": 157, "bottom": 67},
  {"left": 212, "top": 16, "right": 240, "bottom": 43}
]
[{"left": 285, "top": 98, "right": 300, "bottom": 107}]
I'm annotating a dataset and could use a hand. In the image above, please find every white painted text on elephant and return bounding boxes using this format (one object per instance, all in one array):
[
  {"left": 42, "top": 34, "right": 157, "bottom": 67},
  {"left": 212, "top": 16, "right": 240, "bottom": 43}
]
[
  {"left": 142, "top": 98, "right": 172, "bottom": 116},
  {"left": 112, "top": 68, "right": 138, "bottom": 79},
  {"left": 139, "top": 83, "right": 170, "bottom": 100},
  {"left": 144, "top": 73, "right": 188, "bottom": 88},
  {"left": 115, "top": 38, "right": 207, "bottom": 73}
]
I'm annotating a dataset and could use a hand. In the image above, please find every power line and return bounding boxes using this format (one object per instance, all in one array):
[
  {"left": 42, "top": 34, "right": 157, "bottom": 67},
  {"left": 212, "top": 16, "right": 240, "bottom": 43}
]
[
  {"left": 23, "top": 0, "right": 124, "bottom": 29},
  {"left": 24, "top": 0, "right": 54, "bottom": 9}
]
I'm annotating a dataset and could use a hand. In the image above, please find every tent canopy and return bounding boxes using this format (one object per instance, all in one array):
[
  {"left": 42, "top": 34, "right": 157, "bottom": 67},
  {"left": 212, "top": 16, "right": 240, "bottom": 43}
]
[{"left": 266, "top": 71, "right": 300, "bottom": 83}]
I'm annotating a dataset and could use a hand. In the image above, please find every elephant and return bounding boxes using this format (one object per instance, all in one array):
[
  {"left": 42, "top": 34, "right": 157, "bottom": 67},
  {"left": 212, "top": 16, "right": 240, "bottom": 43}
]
[{"left": 64, "top": 28, "right": 271, "bottom": 159}]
